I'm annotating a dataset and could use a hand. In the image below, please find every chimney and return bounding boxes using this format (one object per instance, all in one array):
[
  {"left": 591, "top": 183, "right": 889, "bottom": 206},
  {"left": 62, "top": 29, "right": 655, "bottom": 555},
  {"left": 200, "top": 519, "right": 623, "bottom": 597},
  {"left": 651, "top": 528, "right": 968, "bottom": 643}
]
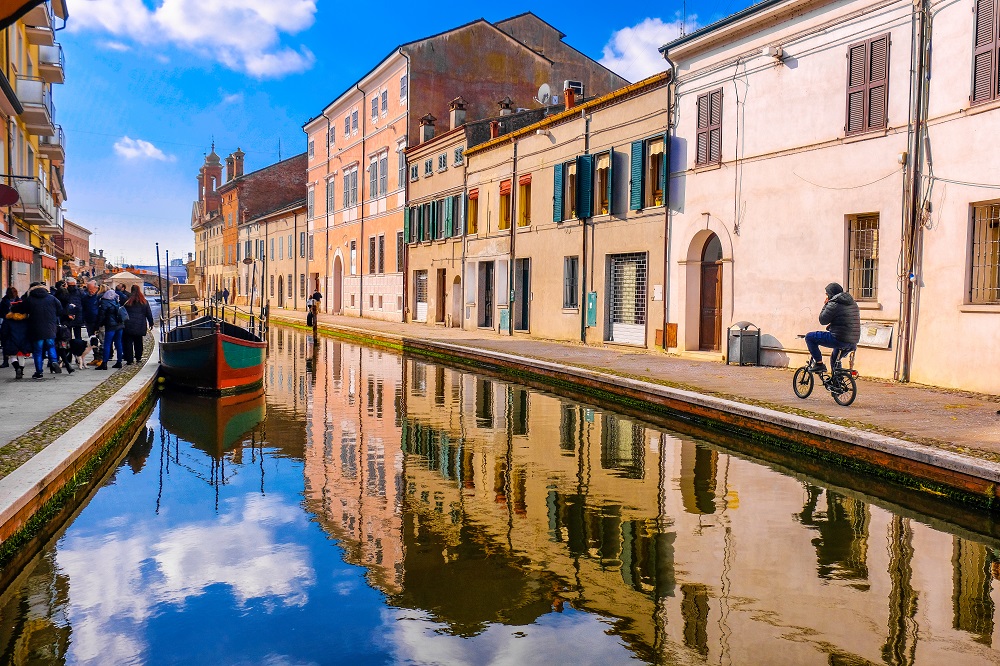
[
  {"left": 188, "top": 252, "right": 193, "bottom": 262},
  {"left": 419, "top": 113, "right": 436, "bottom": 143},
  {"left": 449, "top": 97, "right": 467, "bottom": 130},
  {"left": 225, "top": 154, "right": 235, "bottom": 182},
  {"left": 232, "top": 147, "right": 245, "bottom": 178},
  {"left": 564, "top": 87, "right": 576, "bottom": 110},
  {"left": 498, "top": 96, "right": 514, "bottom": 117},
  {"left": 99, "top": 249, "right": 104, "bottom": 257},
  {"left": 489, "top": 121, "right": 500, "bottom": 139}
]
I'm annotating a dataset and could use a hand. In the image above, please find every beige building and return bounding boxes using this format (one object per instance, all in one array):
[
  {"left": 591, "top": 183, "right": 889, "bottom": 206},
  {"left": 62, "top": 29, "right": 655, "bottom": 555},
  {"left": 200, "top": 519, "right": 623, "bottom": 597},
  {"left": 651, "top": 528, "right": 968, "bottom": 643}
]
[
  {"left": 238, "top": 200, "right": 307, "bottom": 310},
  {"left": 660, "top": 0, "right": 1000, "bottom": 391}
]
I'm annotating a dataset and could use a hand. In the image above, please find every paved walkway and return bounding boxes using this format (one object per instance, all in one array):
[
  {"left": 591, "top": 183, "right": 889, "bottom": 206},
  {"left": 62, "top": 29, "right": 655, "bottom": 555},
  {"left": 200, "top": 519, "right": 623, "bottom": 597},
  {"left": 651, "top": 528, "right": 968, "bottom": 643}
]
[{"left": 273, "top": 308, "right": 1000, "bottom": 460}]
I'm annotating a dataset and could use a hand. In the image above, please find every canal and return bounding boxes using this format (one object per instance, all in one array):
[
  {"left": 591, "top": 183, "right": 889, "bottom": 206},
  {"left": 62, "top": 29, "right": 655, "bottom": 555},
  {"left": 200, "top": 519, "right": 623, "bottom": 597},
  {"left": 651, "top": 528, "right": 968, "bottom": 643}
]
[{"left": 0, "top": 325, "right": 998, "bottom": 664}]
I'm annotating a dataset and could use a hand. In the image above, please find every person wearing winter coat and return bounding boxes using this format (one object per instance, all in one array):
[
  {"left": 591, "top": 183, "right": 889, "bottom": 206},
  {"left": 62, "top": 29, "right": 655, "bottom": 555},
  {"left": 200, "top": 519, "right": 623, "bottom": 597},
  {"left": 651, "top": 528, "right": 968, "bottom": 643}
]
[
  {"left": 805, "top": 282, "right": 861, "bottom": 373},
  {"left": 63, "top": 277, "right": 84, "bottom": 340},
  {"left": 1, "top": 287, "right": 19, "bottom": 368},
  {"left": 115, "top": 284, "right": 129, "bottom": 305},
  {"left": 122, "top": 285, "right": 154, "bottom": 365},
  {"left": 1, "top": 296, "right": 32, "bottom": 379},
  {"left": 81, "top": 280, "right": 102, "bottom": 364},
  {"left": 97, "top": 288, "right": 125, "bottom": 370},
  {"left": 25, "top": 283, "right": 64, "bottom": 378}
]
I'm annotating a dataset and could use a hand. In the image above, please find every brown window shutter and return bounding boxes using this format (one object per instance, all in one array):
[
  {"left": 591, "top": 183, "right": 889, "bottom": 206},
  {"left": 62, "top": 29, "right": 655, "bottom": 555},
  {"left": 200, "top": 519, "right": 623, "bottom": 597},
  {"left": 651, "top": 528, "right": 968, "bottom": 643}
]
[
  {"left": 972, "top": 0, "right": 998, "bottom": 104},
  {"left": 709, "top": 89, "right": 723, "bottom": 163},
  {"left": 846, "top": 41, "right": 868, "bottom": 134},
  {"left": 695, "top": 92, "right": 710, "bottom": 165},
  {"left": 867, "top": 35, "right": 889, "bottom": 130}
]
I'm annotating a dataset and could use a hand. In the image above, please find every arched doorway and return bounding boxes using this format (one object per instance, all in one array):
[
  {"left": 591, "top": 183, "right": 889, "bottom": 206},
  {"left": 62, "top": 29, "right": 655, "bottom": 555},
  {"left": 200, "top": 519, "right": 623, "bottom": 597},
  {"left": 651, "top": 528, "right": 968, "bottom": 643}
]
[
  {"left": 277, "top": 275, "right": 284, "bottom": 308},
  {"left": 699, "top": 234, "right": 723, "bottom": 351},
  {"left": 451, "top": 275, "right": 462, "bottom": 327},
  {"left": 332, "top": 256, "right": 343, "bottom": 314}
]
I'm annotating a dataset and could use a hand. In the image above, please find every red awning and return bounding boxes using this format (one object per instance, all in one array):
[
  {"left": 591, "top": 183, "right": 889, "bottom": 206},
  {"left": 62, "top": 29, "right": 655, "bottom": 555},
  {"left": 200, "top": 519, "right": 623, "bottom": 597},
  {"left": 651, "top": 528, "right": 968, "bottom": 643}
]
[
  {"left": 468, "top": 188, "right": 479, "bottom": 200},
  {"left": 40, "top": 252, "right": 57, "bottom": 270},
  {"left": 499, "top": 179, "right": 512, "bottom": 196},
  {"left": 0, "top": 235, "right": 34, "bottom": 264},
  {"left": 519, "top": 173, "right": 532, "bottom": 186}
]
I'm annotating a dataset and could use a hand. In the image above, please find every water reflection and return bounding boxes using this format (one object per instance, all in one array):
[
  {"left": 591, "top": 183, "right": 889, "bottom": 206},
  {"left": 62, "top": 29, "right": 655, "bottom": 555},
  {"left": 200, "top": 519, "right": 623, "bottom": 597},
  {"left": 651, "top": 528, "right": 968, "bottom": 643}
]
[{"left": 0, "top": 328, "right": 998, "bottom": 664}]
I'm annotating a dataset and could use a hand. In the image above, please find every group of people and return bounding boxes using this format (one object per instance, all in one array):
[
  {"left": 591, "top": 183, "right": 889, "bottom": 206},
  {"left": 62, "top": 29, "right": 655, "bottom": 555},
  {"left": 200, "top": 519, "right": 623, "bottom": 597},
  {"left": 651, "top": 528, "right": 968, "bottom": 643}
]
[{"left": 0, "top": 278, "right": 155, "bottom": 379}]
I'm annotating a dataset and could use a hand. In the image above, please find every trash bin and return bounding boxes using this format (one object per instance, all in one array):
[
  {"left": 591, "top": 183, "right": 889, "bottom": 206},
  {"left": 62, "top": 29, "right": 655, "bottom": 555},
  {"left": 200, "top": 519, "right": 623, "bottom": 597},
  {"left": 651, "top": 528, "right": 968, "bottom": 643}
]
[{"left": 727, "top": 321, "right": 760, "bottom": 366}]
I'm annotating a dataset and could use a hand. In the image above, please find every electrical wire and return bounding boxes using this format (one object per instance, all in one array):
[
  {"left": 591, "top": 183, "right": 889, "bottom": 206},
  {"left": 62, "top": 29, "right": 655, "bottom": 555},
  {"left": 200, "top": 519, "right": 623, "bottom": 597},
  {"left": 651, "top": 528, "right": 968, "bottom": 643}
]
[{"left": 792, "top": 167, "right": 901, "bottom": 190}]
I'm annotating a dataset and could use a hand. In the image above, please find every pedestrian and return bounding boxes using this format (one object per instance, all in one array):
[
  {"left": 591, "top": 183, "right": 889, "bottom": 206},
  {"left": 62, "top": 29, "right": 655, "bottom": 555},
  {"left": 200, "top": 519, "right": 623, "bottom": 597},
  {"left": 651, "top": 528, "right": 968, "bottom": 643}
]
[
  {"left": 222, "top": 287, "right": 229, "bottom": 304},
  {"left": 115, "top": 283, "right": 129, "bottom": 304},
  {"left": 0, "top": 295, "right": 31, "bottom": 379},
  {"left": 0, "top": 287, "right": 19, "bottom": 368},
  {"left": 81, "top": 280, "right": 103, "bottom": 365},
  {"left": 123, "top": 285, "right": 154, "bottom": 365},
  {"left": 97, "top": 288, "right": 125, "bottom": 370},
  {"left": 805, "top": 282, "right": 861, "bottom": 373},
  {"left": 64, "top": 277, "right": 84, "bottom": 341},
  {"left": 24, "top": 282, "right": 63, "bottom": 378}
]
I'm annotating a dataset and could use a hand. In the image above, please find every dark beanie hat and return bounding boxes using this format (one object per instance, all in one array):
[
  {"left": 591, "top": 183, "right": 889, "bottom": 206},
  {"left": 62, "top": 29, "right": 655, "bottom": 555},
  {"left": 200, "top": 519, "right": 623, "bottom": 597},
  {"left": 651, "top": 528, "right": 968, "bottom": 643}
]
[{"left": 825, "top": 282, "right": 844, "bottom": 297}]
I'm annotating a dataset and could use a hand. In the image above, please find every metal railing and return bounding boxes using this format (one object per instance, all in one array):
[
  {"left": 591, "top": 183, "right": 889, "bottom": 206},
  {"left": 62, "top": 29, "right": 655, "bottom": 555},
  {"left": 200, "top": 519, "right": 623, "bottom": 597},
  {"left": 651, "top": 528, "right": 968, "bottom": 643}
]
[
  {"left": 15, "top": 76, "right": 54, "bottom": 122},
  {"left": 13, "top": 178, "right": 57, "bottom": 222},
  {"left": 39, "top": 43, "right": 64, "bottom": 71},
  {"left": 39, "top": 125, "right": 65, "bottom": 151}
]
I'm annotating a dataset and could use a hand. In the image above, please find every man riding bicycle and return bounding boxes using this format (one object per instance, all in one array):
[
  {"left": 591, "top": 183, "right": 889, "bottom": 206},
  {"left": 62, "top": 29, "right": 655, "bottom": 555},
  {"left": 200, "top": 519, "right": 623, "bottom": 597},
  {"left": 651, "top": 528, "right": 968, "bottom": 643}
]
[{"left": 805, "top": 282, "right": 860, "bottom": 374}]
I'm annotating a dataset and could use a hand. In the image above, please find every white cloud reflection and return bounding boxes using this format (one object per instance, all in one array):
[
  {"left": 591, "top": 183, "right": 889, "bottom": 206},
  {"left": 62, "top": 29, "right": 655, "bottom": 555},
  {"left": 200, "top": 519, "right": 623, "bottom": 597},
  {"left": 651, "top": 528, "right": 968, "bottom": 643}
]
[{"left": 57, "top": 494, "right": 314, "bottom": 663}]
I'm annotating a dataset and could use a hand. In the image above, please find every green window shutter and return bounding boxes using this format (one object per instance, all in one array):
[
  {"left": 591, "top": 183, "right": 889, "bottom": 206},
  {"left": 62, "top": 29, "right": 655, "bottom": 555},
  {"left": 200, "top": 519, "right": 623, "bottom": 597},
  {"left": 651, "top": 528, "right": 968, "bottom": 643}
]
[
  {"left": 431, "top": 201, "right": 438, "bottom": 238},
  {"left": 608, "top": 147, "right": 615, "bottom": 214},
  {"left": 418, "top": 206, "right": 425, "bottom": 241},
  {"left": 629, "top": 140, "right": 644, "bottom": 211},
  {"left": 444, "top": 196, "right": 454, "bottom": 237},
  {"left": 576, "top": 154, "right": 593, "bottom": 219},
  {"left": 553, "top": 163, "right": 564, "bottom": 222},
  {"left": 403, "top": 207, "right": 411, "bottom": 243}
]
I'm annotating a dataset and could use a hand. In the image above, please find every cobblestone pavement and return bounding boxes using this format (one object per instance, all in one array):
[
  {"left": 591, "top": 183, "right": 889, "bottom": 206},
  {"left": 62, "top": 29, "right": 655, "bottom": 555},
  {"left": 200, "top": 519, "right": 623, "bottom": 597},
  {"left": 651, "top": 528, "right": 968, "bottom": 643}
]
[{"left": 273, "top": 308, "right": 1000, "bottom": 459}]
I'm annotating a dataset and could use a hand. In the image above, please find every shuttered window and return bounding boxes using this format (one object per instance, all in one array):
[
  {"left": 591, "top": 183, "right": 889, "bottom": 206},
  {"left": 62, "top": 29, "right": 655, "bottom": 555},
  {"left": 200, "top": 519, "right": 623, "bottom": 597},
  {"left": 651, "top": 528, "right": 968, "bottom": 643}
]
[
  {"left": 553, "top": 164, "right": 564, "bottom": 222},
  {"left": 973, "top": 0, "right": 999, "bottom": 104},
  {"left": 695, "top": 89, "right": 722, "bottom": 165},
  {"left": 576, "top": 155, "right": 593, "bottom": 219},
  {"left": 845, "top": 35, "right": 889, "bottom": 135}
]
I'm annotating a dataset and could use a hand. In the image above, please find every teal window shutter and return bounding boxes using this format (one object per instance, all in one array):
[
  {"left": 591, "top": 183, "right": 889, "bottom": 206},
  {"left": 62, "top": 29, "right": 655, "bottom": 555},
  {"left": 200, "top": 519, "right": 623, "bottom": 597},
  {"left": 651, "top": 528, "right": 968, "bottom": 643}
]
[
  {"left": 608, "top": 147, "right": 615, "bottom": 214},
  {"left": 444, "top": 196, "right": 454, "bottom": 237},
  {"left": 661, "top": 132, "right": 669, "bottom": 203},
  {"left": 553, "top": 163, "right": 564, "bottom": 222},
  {"left": 576, "top": 154, "right": 593, "bottom": 219},
  {"left": 629, "top": 140, "right": 644, "bottom": 211},
  {"left": 403, "top": 207, "right": 411, "bottom": 243},
  {"left": 431, "top": 201, "right": 438, "bottom": 239}
]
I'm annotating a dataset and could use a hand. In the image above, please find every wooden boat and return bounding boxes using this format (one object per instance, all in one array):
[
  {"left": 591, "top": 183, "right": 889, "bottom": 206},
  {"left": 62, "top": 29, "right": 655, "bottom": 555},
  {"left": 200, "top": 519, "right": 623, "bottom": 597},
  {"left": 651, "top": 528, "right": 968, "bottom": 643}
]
[
  {"left": 160, "top": 309, "right": 267, "bottom": 395},
  {"left": 158, "top": 388, "right": 266, "bottom": 457}
]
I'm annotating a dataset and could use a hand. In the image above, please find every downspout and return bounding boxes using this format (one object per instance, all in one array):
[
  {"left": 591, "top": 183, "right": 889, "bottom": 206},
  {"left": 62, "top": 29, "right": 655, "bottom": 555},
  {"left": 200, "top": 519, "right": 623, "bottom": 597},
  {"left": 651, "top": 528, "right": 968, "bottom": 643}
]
[
  {"left": 508, "top": 138, "right": 517, "bottom": 335},
  {"left": 324, "top": 113, "right": 331, "bottom": 313},
  {"left": 400, "top": 47, "right": 411, "bottom": 324},
  {"left": 898, "top": 0, "right": 929, "bottom": 382},
  {"left": 357, "top": 83, "right": 366, "bottom": 319},
  {"left": 662, "top": 57, "right": 677, "bottom": 351},
  {"left": 581, "top": 109, "right": 591, "bottom": 344},
  {"left": 293, "top": 210, "right": 298, "bottom": 310}
]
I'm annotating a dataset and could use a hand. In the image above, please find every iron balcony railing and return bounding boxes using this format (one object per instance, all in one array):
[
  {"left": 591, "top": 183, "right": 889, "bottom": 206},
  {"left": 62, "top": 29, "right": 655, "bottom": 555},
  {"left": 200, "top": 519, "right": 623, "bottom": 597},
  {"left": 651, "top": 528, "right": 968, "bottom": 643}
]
[
  {"left": 13, "top": 178, "right": 57, "bottom": 227},
  {"left": 38, "top": 44, "right": 64, "bottom": 83},
  {"left": 39, "top": 124, "right": 65, "bottom": 157},
  {"left": 15, "top": 77, "right": 55, "bottom": 134}
]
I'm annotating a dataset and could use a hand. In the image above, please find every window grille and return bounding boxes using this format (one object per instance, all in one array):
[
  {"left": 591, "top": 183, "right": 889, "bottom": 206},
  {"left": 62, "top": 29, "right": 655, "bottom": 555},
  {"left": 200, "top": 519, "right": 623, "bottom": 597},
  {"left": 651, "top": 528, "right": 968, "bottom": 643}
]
[
  {"left": 609, "top": 252, "right": 648, "bottom": 326},
  {"left": 287, "top": 274, "right": 292, "bottom": 298},
  {"left": 424, "top": 159, "right": 433, "bottom": 175},
  {"left": 563, "top": 256, "right": 579, "bottom": 308},
  {"left": 847, "top": 215, "right": 879, "bottom": 300},
  {"left": 378, "top": 235, "right": 385, "bottom": 274},
  {"left": 454, "top": 147, "right": 464, "bottom": 165},
  {"left": 369, "top": 236, "right": 376, "bottom": 274},
  {"left": 396, "top": 231, "right": 404, "bottom": 271},
  {"left": 971, "top": 203, "right": 1000, "bottom": 303},
  {"left": 438, "top": 154, "right": 447, "bottom": 170}
]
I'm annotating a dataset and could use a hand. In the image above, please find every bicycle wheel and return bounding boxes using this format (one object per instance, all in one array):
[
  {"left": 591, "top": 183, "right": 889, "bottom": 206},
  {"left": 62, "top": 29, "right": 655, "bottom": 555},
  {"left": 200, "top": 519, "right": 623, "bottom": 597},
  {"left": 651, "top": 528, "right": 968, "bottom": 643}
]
[
  {"left": 792, "top": 367, "right": 814, "bottom": 399},
  {"left": 832, "top": 373, "right": 857, "bottom": 406}
]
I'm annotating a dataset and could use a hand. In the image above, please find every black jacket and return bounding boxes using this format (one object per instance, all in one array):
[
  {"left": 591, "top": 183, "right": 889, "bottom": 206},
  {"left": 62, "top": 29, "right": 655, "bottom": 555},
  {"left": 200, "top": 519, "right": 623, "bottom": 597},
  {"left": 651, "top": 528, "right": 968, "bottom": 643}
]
[
  {"left": 25, "top": 286, "right": 63, "bottom": 340},
  {"left": 124, "top": 301, "right": 154, "bottom": 336},
  {"left": 64, "top": 285, "right": 84, "bottom": 325},
  {"left": 98, "top": 297, "right": 125, "bottom": 332},
  {"left": 819, "top": 292, "right": 861, "bottom": 345}
]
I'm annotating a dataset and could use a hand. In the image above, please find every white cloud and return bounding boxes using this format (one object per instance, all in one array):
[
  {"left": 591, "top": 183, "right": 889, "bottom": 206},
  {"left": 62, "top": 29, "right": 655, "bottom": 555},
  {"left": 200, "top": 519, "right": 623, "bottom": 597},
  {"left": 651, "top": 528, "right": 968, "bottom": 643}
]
[
  {"left": 220, "top": 91, "right": 244, "bottom": 105},
  {"left": 113, "top": 136, "right": 174, "bottom": 161},
  {"left": 600, "top": 17, "right": 694, "bottom": 82},
  {"left": 98, "top": 40, "right": 131, "bottom": 52},
  {"left": 71, "top": 0, "right": 317, "bottom": 78}
]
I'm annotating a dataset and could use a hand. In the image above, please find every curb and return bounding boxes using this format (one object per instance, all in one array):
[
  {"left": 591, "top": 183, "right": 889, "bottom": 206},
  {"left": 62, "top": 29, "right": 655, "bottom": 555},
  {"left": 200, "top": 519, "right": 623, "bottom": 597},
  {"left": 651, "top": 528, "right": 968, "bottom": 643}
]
[
  {"left": 0, "top": 338, "right": 160, "bottom": 547},
  {"left": 275, "top": 313, "right": 1000, "bottom": 509}
]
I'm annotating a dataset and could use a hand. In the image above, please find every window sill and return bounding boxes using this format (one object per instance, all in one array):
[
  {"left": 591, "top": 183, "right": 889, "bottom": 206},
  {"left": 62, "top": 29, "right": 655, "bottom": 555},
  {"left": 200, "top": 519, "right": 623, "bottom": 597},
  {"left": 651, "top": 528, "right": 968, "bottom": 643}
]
[
  {"left": 842, "top": 129, "right": 888, "bottom": 144},
  {"left": 693, "top": 162, "right": 721, "bottom": 173},
  {"left": 857, "top": 301, "right": 882, "bottom": 311},
  {"left": 562, "top": 307, "right": 580, "bottom": 314},
  {"left": 516, "top": 224, "right": 532, "bottom": 231},
  {"left": 964, "top": 98, "right": 1000, "bottom": 116},
  {"left": 959, "top": 303, "right": 1000, "bottom": 313}
]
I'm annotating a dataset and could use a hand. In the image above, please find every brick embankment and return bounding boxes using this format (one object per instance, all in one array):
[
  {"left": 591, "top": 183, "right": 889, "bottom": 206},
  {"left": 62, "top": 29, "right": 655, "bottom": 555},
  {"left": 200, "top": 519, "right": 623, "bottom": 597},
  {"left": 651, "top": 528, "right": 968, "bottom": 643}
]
[{"left": 269, "top": 307, "right": 1000, "bottom": 508}]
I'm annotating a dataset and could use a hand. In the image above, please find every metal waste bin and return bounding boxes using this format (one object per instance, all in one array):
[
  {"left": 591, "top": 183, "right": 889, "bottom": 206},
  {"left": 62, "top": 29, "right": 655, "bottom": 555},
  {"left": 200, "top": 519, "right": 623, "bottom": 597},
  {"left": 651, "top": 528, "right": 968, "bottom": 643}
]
[{"left": 727, "top": 321, "right": 760, "bottom": 366}]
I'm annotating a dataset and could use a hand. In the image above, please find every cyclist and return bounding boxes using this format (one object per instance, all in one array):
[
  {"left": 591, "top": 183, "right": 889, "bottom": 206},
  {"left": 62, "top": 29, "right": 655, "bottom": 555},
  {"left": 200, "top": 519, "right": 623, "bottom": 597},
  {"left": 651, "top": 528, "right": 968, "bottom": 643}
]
[{"left": 805, "top": 282, "right": 860, "bottom": 374}]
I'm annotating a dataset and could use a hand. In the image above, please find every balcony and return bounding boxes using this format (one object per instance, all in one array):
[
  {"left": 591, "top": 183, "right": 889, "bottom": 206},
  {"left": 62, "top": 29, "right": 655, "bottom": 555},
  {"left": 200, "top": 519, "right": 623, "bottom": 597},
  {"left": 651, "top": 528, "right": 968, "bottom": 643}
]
[
  {"left": 13, "top": 178, "right": 59, "bottom": 232},
  {"left": 38, "top": 125, "right": 64, "bottom": 163},
  {"left": 38, "top": 44, "right": 64, "bottom": 84},
  {"left": 23, "top": 3, "right": 52, "bottom": 29},
  {"left": 15, "top": 77, "right": 54, "bottom": 136},
  {"left": 25, "top": 25, "right": 54, "bottom": 46}
]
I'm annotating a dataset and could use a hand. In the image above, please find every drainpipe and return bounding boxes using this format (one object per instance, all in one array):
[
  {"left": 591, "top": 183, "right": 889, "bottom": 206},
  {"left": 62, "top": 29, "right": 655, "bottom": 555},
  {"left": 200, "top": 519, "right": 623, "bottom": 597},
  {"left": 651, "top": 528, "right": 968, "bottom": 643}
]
[
  {"left": 508, "top": 139, "right": 517, "bottom": 335},
  {"left": 293, "top": 210, "right": 299, "bottom": 310},
  {"left": 400, "top": 47, "right": 411, "bottom": 325},
  {"left": 580, "top": 109, "right": 591, "bottom": 344},
  {"left": 898, "top": 0, "right": 929, "bottom": 382},
  {"left": 662, "top": 58, "right": 677, "bottom": 351},
  {"left": 323, "top": 112, "right": 331, "bottom": 314},
  {"left": 357, "top": 83, "right": 366, "bottom": 319}
]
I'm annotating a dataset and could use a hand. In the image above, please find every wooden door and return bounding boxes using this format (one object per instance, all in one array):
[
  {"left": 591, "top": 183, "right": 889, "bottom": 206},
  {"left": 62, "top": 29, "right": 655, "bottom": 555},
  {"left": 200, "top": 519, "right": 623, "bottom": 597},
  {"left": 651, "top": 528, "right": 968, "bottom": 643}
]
[
  {"left": 435, "top": 269, "right": 446, "bottom": 323},
  {"left": 699, "top": 263, "right": 722, "bottom": 351}
]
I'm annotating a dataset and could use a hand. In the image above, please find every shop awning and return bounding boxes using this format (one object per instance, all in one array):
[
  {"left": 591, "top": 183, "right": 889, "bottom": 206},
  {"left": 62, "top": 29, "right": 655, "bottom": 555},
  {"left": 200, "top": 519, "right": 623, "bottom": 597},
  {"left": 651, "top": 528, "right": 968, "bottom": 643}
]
[
  {"left": 0, "top": 235, "right": 33, "bottom": 263},
  {"left": 40, "top": 252, "right": 57, "bottom": 270}
]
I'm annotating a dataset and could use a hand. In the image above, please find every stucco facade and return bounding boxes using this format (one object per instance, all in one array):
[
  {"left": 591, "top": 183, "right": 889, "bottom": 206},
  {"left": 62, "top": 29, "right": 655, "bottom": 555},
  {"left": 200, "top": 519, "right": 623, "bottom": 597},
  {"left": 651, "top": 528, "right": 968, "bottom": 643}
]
[
  {"left": 661, "top": 0, "right": 1000, "bottom": 392},
  {"left": 239, "top": 200, "right": 308, "bottom": 311},
  {"left": 303, "top": 12, "right": 628, "bottom": 324}
]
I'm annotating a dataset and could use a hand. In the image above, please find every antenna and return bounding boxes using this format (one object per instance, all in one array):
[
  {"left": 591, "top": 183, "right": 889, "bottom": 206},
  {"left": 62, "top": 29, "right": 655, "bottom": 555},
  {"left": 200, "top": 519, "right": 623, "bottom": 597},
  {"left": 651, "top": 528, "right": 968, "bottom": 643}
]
[
  {"left": 278, "top": 138, "right": 282, "bottom": 161},
  {"left": 534, "top": 83, "right": 551, "bottom": 106},
  {"left": 682, "top": 0, "right": 687, "bottom": 36}
]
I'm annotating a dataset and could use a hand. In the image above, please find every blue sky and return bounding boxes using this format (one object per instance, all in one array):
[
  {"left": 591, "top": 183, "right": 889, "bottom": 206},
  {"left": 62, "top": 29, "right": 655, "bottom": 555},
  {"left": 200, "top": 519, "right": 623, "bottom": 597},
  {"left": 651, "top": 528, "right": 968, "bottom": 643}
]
[{"left": 58, "top": 0, "right": 745, "bottom": 265}]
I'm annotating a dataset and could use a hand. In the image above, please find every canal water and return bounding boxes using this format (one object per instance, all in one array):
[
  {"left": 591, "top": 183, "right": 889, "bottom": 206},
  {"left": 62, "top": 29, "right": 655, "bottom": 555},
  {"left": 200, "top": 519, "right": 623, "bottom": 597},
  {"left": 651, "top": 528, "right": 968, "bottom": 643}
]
[{"left": 0, "top": 326, "right": 998, "bottom": 665}]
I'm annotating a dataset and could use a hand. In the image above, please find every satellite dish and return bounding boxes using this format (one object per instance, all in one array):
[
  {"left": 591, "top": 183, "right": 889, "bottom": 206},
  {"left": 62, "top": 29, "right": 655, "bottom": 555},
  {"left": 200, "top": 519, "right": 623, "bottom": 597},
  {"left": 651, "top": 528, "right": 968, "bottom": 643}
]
[
  {"left": 536, "top": 83, "right": 551, "bottom": 105},
  {"left": 0, "top": 184, "right": 19, "bottom": 207}
]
